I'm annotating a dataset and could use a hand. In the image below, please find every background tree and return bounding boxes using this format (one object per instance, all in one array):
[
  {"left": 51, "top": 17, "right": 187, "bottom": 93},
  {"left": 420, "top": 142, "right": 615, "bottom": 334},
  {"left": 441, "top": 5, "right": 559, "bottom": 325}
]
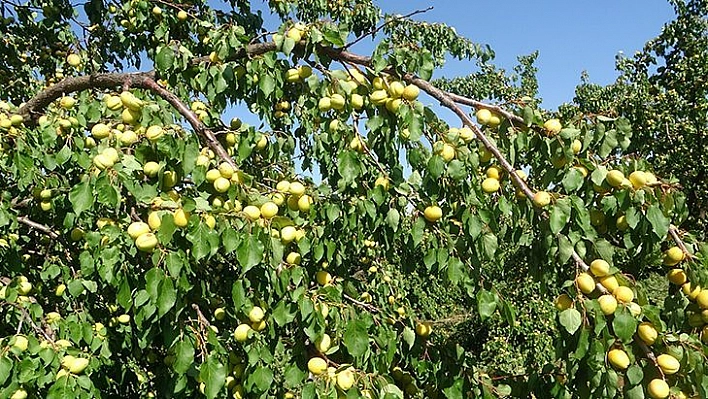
[
  {"left": 0, "top": 1, "right": 706, "bottom": 399},
  {"left": 573, "top": 0, "right": 708, "bottom": 236}
]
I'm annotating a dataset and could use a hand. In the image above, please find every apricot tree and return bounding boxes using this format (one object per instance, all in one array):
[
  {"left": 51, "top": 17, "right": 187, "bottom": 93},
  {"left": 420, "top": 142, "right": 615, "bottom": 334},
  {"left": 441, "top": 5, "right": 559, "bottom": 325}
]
[{"left": 0, "top": 1, "right": 706, "bottom": 398}]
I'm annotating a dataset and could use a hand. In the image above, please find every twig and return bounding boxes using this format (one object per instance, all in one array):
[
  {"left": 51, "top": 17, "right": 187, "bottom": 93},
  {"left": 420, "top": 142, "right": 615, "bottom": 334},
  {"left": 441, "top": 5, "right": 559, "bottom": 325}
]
[
  {"left": 13, "top": 303, "right": 57, "bottom": 344},
  {"left": 343, "top": 294, "right": 380, "bottom": 313},
  {"left": 17, "top": 216, "right": 61, "bottom": 240},
  {"left": 446, "top": 92, "right": 526, "bottom": 127},
  {"left": 571, "top": 250, "right": 608, "bottom": 294},
  {"left": 634, "top": 334, "right": 664, "bottom": 379},
  {"left": 344, "top": 7, "right": 434, "bottom": 50},
  {"left": 191, "top": 303, "right": 212, "bottom": 327},
  {"left": 17, "top": 216, "right": 75, "bottom": 265},
  {"left": 668, "top": 225, "right": 694, "bottom": 260},
  {"left": 351, "top": 114, "right": 388, "bottom": 178}
]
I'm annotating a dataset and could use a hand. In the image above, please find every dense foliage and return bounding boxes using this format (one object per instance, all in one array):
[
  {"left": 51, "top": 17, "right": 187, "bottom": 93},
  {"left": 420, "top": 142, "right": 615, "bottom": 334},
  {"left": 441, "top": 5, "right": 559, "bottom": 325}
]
[{"left": 0, "top": 1, "right": 707, "bottom": 398}]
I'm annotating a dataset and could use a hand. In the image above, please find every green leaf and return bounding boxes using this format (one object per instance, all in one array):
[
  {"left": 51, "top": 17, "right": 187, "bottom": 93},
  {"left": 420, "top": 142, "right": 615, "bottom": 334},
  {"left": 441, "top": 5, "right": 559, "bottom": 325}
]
[
  {"left": 249, "top": 367, "right": 274, "bottom": 392},
  {"left": 338, "top": 151, "right": 362, "bottom": 184},
  {"left": 272, "top": 300, "right": 297, "bottom": 326},
  {"left": 232, "top": 281, "right": 247, "bottom": 311},
  {"left": 69, "top": 181, "right": 94, "bottom": 216},
  {"left": 156, "top": 46, "right": 175, "bottom": 71},
  {"left": 157, "top": 277, "right": 176, "bottom": 317},
  {"left": 222, "top": 227, "right": 239, "bottom": 254},
  {"left": 612, "top": 311, "right": 637, "bottom": 342},
  {"left": 427, "top": 156, "right": 445, "bottom": 179},
  {"left": 477, "top": 289, "right": 497, "bottom": 321},
  {"left": 188, "top": 223, "right": 215, "bottom": 261},
  {"left": 402, "top": 326, "right": 415, "bottom": 349},
  {"left": 558, "top": 235, "right": 573, "bottom": 264},
  {"left": 237, "top": 234, "right": 264, "bottom": 272},
  {"left": 173, "top": 340, "right": 195, "bottom": 374},
  {"left": 559, "top": 308, "right": 582, "bottom": 335},
  {"left": 625, "top": 384, "right": 645, "bottom": 399},
  {"left": 96, "top": 175, "right": 120, "bottom": 208},
  {"left": 282, "top": 37, "right": 295, "bottom": 55},
  {"left": 284, "top": 364, "right": 306, "bottom": 388},
  {"left": 441, "top": 378, "right": 462, "bottom": 399},
  {"left": 626, "top": 364, "right": 643, "bottom": 386},
  {"left": 0, "top": 356, "right": 12, "bottom": 385},
  {"left": 447, "top": 160, "right": 466, "bottom": 180},
  {"left": 411, "top": 217, "right": 425, "bottom": 247},
  {"left": 259, "top": 74, "right": 275, "bottom": 97},
  {"left": 199, "top": 354, "right": 226, "bottom": 399},
  {"left": 550, "top": 200, "right": 571, "bottom": 235},
  {"left": 447, "top": 257, "right": 464, "bottom": 285},
  {"left": 56, "top": 145, "right": 72, "bottom": 164},
  {"left": 385, "top": 209, "right": 400, "bottom": 231},
  {"left": 481, "top": 233, "right": 498, "bottom": 259},
  {"left": 646, "top": 204, "right": 669, "bottom": 238},
  {"left": 496, "top": 384, "right": 512, "bottom": 397},
  {"left": 343, "top": 319, "right": 369, "bottom": 358},
  {"left": 562, "top": 168, "right": 584, "bottom": 192},
  {"left": 381, "top": 384, "right": 405, "bottom": 399}
]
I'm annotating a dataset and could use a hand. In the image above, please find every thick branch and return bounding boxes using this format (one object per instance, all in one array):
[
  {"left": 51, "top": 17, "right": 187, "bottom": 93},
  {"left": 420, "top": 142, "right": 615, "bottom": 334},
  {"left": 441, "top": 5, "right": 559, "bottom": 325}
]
[
  {"left": 18, "top": 72, "right": 155, "bottom": 122},
  {"left": 17, "top": 41, "right": 277, "bottom": 122}
]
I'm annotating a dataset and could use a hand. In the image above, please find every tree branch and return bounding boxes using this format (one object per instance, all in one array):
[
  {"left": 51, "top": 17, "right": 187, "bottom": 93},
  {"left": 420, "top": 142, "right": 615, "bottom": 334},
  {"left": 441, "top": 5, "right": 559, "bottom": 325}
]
[
  {"left": 17, "top": 41, "right": 277, "bottom": 123},
  {"left": 572, "top": 250, "right": 608, "bottom": 294},
  {"left": 634, "top": 333, "right": 664, "bottom": 379}
]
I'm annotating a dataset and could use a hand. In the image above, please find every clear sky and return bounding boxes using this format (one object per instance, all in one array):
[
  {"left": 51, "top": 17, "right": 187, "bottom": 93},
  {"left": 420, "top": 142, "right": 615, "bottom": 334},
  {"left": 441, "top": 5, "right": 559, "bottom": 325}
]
[{"left": 358, "top": 0, "right": 675, "bottom": 109}]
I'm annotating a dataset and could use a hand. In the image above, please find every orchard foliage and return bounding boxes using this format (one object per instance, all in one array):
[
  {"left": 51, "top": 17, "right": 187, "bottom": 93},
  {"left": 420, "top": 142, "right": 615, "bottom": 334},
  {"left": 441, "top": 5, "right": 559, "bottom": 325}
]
[{"left": 0, "top": 0, "right": 707, "bottom": 398}]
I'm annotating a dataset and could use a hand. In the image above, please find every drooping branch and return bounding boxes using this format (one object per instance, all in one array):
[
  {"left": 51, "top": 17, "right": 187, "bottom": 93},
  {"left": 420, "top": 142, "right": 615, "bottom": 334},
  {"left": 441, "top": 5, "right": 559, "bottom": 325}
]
[
  {"left": 319, "top": 46, "right": 536, "bottom": 199},
  {"left": 446, "top": 92, "right": 526, "bottom": 126},
  {"left": 140, "top": 78, "right": 236, "bottom": 168},
  {"left": 405, "top": 74, "right": 536, "bottom": 199}
]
